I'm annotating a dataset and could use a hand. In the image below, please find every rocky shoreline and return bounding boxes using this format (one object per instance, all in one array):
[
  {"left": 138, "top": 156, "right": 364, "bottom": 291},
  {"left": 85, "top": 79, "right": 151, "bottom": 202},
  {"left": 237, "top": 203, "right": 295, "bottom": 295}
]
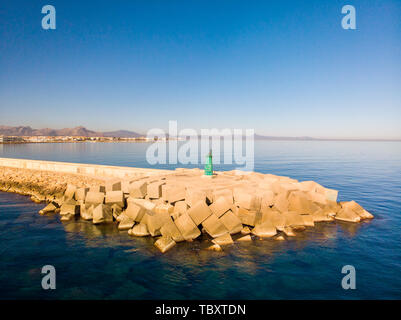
[{"left": 0, "top": 165, "right": 374, "bottom": 253}]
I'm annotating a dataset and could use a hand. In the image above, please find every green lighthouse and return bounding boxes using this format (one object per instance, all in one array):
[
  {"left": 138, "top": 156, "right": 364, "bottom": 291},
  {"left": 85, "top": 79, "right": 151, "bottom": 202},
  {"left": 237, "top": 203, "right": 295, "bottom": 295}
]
[{"left": 204, "top": 150, "right": 213, "bottom": 176}]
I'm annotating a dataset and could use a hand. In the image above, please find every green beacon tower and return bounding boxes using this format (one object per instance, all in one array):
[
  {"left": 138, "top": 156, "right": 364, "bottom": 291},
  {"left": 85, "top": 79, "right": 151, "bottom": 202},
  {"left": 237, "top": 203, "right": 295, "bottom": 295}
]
[{"left": 204, "top": 150, "right": 213, "bottom": 176}]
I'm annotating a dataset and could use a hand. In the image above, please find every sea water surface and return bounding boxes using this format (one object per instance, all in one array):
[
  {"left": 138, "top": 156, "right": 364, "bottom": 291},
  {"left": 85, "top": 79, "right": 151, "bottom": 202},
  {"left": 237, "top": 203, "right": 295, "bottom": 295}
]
[{"left": 0, "top": 141, "right": 400, "bottom": 299}]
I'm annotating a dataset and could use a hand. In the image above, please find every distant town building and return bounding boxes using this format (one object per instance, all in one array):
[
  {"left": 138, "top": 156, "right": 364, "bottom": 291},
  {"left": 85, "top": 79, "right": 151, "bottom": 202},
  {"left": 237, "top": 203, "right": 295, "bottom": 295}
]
[{"left": 0, "top": 135, "right": 24, "bottom": 143}]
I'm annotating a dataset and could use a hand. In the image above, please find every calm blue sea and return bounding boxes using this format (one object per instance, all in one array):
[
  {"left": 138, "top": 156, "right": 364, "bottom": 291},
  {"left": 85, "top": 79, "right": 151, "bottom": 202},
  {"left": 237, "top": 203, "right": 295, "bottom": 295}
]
[{"left": 0, "top": 141, "right": 400, "bottom": 299}]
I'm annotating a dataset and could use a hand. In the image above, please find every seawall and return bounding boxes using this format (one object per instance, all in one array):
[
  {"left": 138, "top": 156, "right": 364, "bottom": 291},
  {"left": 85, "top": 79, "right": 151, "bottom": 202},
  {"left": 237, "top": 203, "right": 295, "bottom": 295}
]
[
  {"left": 0, "top": 157, "right": 374, "bottom": 253},
  {"left": 0, "top": 157, "right": 171, "bottom": 179},
  {"left": 0, "top": 157, "right": 172, "bottom": 202}
]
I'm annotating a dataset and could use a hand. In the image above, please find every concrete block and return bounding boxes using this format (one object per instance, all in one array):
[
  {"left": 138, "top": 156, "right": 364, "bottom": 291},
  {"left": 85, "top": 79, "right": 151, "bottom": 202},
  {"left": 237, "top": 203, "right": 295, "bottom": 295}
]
[
  {"left": 105, "top": 190, "right": 125, "bottom": 207},
  {"left": 121, "top": 180, "right": 131, "bottom": 194},
  {"left": 166, "top": 185, "right": 186, "bottom": 204},
  {"left": 209, "top": 196, "right": 231, "bottom": 218},
  {"left": 89, "top": 185, "right": 106, "bottom": 193},
  {"left": 212, "top": 189, "right": 233, "bottom": 203},
  {"left": 92, "top": 204, "right": 113, "bottom": 224},
  {"left": 311, "top": 208, "right": 335, "bottom": 222},
  {"left": 160, "top": 219, "right": 185, "bottom": 242},
  {"left": 252, "top": 220, "right": 277, "bottom": 238},
  {"left": 321, "top": 187, "right": 338, "bottom": 202},
  {"left": 301, "top": 214, "right": 315, "bottom": 227},
  {"left": 60, "top": 213, "right": 74, "bottom": 221},
  {"left": 236, "top": 235, "right": 252, "bottom": 242},
  {"left": 307, "top": 191, "right": 327, "bottom": 205},
  {"left": 260, "top": 207, "right": 285, "bottom": 231},
  {"left": 128, "top": 198, "right": 156, "bottom": 211},
  {"left": 146, "top": 211, "right": 171, "bottom": 237},
  {"left": 64, "top": 184, "right": 77, "bottom": 200},
  {"left": 283, "top": 211, "right": 305, "bottom": 227},
  {"left": 341, "top": 201, "right": 373, "bottom": 219},
  {"left": 111, "top": 204, "right": 123, "bottom": 220},
  {"left": 80, "top": 204, "right": 94, "bottom": 220},
  {"left": 128, "top": 223, "right": 149, "bottom": 237},
  {"left": 298, "top": 181, "right": 325, "bottom": 194},
  {"left": 124, "top": 203, "right": 146, "bottom": 222},
  {"left": 39, "top": 202, "right": 58, "bottom": 215},
  {"left": 237, "top": 207, "right": 257, "bottom": 227},
  {"left": 154, "top": 236, "right": 176, "bottom": 253},
  {"left": 188, "top": 201, "right": 212, "bottom": 226},
  {"left": 147, "top": 181, "right": 165, "bottom": 199},
  {"left": 174, "top": 201, "right": 188, "bottom": 215},
  {"left": 60, "top": 203, "right": 79, "bottom": 216},
  {"left": 272, "top": 193, "right": 289, "bottom": 213},
  {"left": 118, "top": 214, "right": 135, "bottom": 230},
  {"left": 202, "top": 214, "right": 229, "bottom": 238},
  {"left": 271, "top": 181, "right": 298, "bottom": 195},
  {"left": 220, "top": 210, "right": 243, "bottom": 235},
  {"left": 233, "top": 188, "right": 253, "bottom": 210},
  {"left": 212, "top": 233, "right": 233, "bottom": 246},
  {"left": 335, "top": 207, "right": 361, "bottom": 223},
  {"left": 106, "top": 180, "right": 122, "bottom": 192},
  {"left": 185, "top": 188, "right": 207, "bottom": 207},
  {"left": 85, "top": 191, "right": 105, "bottom": 205},
  {"left": 260, "top": 190, "right": 275, "bottom": 208},
  {"left": 174, "top": 213, "right": 201, "bottom": 241},
  {"left": 155, "top": 203, "right": 174, "bottom": 214},
  {"left": 75, "top": 187, "right": 89, "bottom": 201},
  {"left": 288, "top": 191, "right": 313, "bottom": 214},
  {"left": 283, "top": 226, "right": 296, "bottom": 237},
  {"left": 129, "top": 181, "right": 147, "bottom": 198}
]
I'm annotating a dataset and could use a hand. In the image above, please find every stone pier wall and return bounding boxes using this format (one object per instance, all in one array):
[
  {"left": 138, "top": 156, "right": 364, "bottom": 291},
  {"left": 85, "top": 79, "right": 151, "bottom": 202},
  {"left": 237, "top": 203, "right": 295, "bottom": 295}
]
[
  {"left": 0, "top": 157, "right": 172, "bottom": 203},
  {"left": 0, "top": 157, "right": 171, "bottom": 179}
]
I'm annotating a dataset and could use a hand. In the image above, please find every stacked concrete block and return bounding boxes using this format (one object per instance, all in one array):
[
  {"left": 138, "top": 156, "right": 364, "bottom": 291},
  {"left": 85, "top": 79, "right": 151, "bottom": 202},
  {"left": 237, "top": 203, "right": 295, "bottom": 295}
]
[
  {"left": 92, "top": 204, "right": 113, "bottom": 224},
  {"left": 85, "top": 191, "right": 105, "bottom": 205},
  {"left": 209, "top": 196, "right": 231, "bottom": 218},
  {"left": 188, "top": 201, "right": 212, "bottom": 226},
  {"left": 118, "top": 214, "right": 135, "bottom": 230},
  {"left": 220, "top": 210, "right": 243, "bottom": 235},
  {"left": 154, "top": 236, "right": 176, "bottom": 253},
  {"left": 106, "top": 180, "right": 122, "bottom": 192},
  {"left": 202, "top": 214, "right": 228, "bottom": 238},
  {"left": 174, "top": 213, "right": 201, "bottom": 241},
  {"left": 129, "top": 181, "right": 147, "bottom": 198},
  {"left": 63, "top": 184, "right": 77, "bottom": 201},
  {"left": 75, "top": 187, "right": 89, "bottom": 202},
  {"left": 124, "top": 203, "right": 146, "bottom": 222},
  {"left": 147, "top": 181, "right": 165, "bottom": 199},
  {"left": 42, "top": 166, "right": 374, "bottom": 253},
  {"left": 80, "top": 204, "right": 94, "bottom": 220},
  {"left": 160, "top": 219, "right": 185, "bottom": 242},
  {"left": 252, "top": 220, "right": 277, "bottom": 238},
  {"left": 105, "top": 190, "right": 125, "bottom": 207},
  {"left": 128, "top": 223, "right": 149, "bottom": 237},
  {"left": 146, "top": 211, "right": 171, "bottom": 237}
]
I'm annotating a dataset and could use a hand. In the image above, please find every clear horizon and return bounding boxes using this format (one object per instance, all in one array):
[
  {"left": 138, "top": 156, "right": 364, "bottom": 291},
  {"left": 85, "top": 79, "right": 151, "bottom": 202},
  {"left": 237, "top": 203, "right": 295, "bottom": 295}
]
[{"left": 1, "top": 0, "right": 400, "bottom": 139}]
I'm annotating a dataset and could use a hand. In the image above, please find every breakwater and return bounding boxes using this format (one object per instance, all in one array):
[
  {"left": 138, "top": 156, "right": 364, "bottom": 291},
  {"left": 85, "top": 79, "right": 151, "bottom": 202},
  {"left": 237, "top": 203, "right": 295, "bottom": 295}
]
[{"left": 0, "top": 157, "right": 373, "bottom": 253}]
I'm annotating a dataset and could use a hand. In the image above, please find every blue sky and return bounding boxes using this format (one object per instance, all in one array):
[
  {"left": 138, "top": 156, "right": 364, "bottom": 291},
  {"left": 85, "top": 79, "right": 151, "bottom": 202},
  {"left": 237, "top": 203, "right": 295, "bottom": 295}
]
[{"left": 0, "top": 0, "right": 400, "bottom": 138}]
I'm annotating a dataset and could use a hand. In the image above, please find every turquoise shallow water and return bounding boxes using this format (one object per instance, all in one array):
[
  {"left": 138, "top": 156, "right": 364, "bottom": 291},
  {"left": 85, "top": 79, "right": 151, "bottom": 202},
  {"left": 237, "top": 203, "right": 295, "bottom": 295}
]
[{"left": 0, "top": 141, "right": 401, "bottom": 299}]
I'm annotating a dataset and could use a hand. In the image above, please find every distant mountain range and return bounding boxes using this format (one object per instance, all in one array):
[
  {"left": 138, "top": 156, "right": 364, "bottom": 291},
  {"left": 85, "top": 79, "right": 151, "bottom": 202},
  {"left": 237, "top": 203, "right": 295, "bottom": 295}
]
[
  {"left": 0, "top": 125, "right": 399, "bottom": 141},
  {"left": 0, "top": 126, "right": 142, "bottom": 138}
]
